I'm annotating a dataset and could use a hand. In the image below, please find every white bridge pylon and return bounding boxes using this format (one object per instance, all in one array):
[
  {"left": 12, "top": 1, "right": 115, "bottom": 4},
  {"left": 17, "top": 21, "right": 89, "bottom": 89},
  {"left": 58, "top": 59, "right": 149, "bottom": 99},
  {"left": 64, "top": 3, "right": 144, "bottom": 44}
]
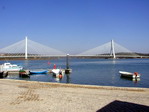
[
  {"left": 0, "top": 36, "right": 66, "bottom": 59},
  {"left": 77, "top": 40, "right": 138, "bottom": 58}
]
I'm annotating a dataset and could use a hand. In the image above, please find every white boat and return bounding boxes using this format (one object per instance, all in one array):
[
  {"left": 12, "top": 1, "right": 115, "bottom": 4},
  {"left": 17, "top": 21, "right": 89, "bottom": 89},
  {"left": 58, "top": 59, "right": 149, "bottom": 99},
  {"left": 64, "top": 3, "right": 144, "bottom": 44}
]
[
  {"left": 119, "top": 71, "right": 140, "bottom": 79},
  {"left": 0, "top": 63, "right": 23, "bottom": 72},
  {"left": 51, "top": 69, "right": 65, "bottom": 78}
]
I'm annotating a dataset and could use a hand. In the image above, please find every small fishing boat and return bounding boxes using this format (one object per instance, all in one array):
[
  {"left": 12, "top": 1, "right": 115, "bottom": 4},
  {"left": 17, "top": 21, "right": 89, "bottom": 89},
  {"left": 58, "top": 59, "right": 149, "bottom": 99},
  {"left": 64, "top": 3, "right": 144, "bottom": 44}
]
[
  {"left": 0, "top": 63, "right": 23, "bottom": 72},
  {"left": 51, "top": 69, "right": 65, "bottom": 78},
  {"left": 50, "top": 64, "right": 64, "bottom": 78},
  {"left": 29, "top": 70, "right": 48, "bottom": 74},
  {"left": 119, "top": 71, "right": 140, "bottom": 79},
  {"left": 19, "top": 70, "right": 30, "bottom": 78}
]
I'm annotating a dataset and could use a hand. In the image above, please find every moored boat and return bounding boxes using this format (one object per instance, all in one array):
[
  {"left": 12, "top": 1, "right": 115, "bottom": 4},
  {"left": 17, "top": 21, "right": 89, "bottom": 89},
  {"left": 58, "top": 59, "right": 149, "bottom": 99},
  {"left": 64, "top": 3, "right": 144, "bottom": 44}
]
[
  {"left": 19, "top": 70, "right": 30, "bottom": 78},
  {"left": 29, "top": 70, "right": 48, "bottom": 74},
  {"left": 119, "top": 71, "right": 140, "bottom": 79},
  {"left": 51, "top": 69, "right": 65, "bottom": 78},
  {"left": 0, "top": 63, "right": 23, "bottom": 72}
]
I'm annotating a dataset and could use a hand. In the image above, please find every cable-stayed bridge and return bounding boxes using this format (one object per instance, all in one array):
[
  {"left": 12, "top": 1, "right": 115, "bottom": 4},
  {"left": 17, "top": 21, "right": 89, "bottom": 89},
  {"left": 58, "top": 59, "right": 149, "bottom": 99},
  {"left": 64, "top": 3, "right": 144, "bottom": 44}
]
[
  {"left": 0, "top": 37, "right": 142, "bottom": 59},
  {"left": 0, "top": 37, "right": 66, "bottom": 59},
  {"left": 77, "top": 40, "right": 140, "bottom": 58}
]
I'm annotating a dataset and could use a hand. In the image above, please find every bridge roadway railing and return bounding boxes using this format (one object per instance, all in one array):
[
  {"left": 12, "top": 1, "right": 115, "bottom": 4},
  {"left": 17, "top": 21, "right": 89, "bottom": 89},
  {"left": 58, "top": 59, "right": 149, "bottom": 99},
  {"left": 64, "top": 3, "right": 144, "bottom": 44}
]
[
  {"left": 70, "top": 55, "right": 148, "bottom": 58},
  {"left": 0, "top": 54, "right": 67, "bottom": 58},
  {"left": 0, "top": 54, "right": 148, "bottom": 59}
]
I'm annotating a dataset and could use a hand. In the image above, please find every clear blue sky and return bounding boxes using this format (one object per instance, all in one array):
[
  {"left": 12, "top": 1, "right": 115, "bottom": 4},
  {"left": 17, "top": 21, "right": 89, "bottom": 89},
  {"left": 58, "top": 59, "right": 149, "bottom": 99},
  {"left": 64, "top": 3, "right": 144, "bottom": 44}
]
[{"left": 0, "top": 0, "right": 149, "bottom": 54}]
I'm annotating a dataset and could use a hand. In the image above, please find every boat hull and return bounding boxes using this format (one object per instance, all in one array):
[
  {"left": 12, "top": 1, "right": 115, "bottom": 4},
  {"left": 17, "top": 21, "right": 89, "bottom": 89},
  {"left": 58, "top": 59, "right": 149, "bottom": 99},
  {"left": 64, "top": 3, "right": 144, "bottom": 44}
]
[
  {"left": 0, "top": 72, "right": 8, "bottom": 78},
  {"left": 51, "top": 69, "right": 65, "bottom": 77},
  {"left": 119, "top": 71, "right": 140, "bottom": 79},
  {"left": 19, "top": 70, "right": 30, "bottom": 78},
  {"left": 29, "top": 70, "right": 48, "bottom": 74}
]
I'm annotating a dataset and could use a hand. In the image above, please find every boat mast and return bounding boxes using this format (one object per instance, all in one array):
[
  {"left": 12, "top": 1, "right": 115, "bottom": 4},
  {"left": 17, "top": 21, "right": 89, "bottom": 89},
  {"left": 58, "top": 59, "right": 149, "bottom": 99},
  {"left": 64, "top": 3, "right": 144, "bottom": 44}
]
[{"left": 25, "top": 36, "right": 28, "bottom": 59}]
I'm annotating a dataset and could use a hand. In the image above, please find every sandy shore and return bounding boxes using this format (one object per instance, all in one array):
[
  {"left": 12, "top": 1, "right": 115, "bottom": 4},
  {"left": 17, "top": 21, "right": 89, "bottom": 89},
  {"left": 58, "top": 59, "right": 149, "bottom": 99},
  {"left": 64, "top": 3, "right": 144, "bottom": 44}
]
[{"left": 0, "top": 79, "right": 149, "bottom": 112}]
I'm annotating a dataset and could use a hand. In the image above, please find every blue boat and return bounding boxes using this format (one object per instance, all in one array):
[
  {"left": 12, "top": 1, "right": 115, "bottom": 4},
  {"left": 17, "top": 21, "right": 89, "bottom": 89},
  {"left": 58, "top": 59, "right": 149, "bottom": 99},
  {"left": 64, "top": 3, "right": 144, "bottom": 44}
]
[{"left": 29, "top": 70, "right": 48, "bottom": 74}]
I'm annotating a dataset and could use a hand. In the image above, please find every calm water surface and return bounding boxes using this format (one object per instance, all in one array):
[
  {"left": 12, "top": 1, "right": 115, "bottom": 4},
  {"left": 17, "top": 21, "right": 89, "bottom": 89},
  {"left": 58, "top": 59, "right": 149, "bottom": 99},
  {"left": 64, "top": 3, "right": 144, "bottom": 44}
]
[{"left": 1, "top": 58, "right": 149, "bottom": 88}]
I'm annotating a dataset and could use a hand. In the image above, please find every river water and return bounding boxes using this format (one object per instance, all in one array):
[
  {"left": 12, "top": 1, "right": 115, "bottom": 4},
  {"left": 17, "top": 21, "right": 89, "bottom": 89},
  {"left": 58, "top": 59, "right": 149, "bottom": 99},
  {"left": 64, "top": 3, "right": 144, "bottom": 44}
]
[{"left": 1, "top": 58, "right": 149, "bottom": 88}]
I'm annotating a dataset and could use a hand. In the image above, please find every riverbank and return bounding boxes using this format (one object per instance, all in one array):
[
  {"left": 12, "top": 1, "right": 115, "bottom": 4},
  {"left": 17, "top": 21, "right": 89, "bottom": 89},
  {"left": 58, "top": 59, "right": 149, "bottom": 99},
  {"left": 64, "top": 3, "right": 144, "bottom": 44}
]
[{"left": 0, "top": 79, "right": 149, "bottom": 112}]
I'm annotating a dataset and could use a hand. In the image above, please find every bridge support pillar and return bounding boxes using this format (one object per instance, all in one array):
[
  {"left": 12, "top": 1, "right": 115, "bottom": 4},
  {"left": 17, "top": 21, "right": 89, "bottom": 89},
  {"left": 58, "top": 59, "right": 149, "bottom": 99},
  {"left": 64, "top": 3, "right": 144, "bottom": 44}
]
[
  {"left": 110, "top": 40, "right": 116, "bottom": 59},
  {"left": 25, "top": 36, "right": 28, "bottom": 59}
]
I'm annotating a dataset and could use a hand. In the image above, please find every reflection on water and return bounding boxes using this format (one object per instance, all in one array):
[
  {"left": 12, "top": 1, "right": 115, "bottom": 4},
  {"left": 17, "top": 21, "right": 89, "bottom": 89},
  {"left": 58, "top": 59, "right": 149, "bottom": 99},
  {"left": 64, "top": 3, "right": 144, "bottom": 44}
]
[
  {"left": 2, "top": 58, "right": 149, "bottom": 88},
  {"left": 52, "top": 75, "right": 62, "bottom": 82},
  {"left": 66, "top": 74, "right": 71, "bottom": 83},
  {"left": 51, "top": 73, "right": 71, "bottom": 83},
  {"left": 120, "top": 76, "right": 140, "bottom": 83}
]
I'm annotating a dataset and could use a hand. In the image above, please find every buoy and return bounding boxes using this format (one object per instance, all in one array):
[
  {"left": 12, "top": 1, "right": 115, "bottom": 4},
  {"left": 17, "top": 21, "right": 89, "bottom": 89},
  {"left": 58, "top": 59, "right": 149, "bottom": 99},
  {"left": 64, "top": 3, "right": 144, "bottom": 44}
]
[
  {"left": 134, "top": 72, "right": 138, "bottom": 76},
  {"left": 59, "top": 74, "right": 63, "bottom": 79}
]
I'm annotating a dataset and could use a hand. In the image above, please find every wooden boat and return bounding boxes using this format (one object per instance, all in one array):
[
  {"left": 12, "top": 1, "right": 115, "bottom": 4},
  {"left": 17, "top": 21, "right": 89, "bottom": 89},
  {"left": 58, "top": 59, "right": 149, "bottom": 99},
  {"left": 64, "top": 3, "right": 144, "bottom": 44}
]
[
  {"left": 19, "top": 70, "right": 30, "bottom": 78},
  {"left": 119, "top": 71, "right": 140, "bottom": 79},
  {"left": 0, "top": 71, "right": 8, "bottom": 78},
  {"left": 29, "top": 70, "right": 48, "bottom": 74}
]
